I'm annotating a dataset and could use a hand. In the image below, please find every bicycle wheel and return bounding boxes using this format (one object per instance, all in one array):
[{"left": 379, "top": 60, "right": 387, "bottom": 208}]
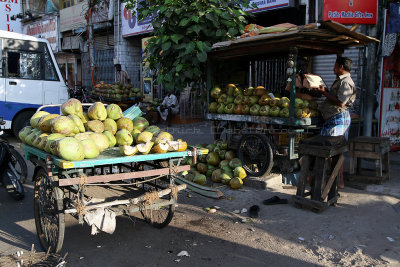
[
  {"left": 34, "top": 168, "right": 65, "bottom": 253},
  {"left": 2, "top": 165, "right": 25, "bottom": 200},
  {"left": 9, "top": 147, "right": 28, "bottom": 183},
  {"left": 238, "top": 134, "right": 274, "bottom": 177}
]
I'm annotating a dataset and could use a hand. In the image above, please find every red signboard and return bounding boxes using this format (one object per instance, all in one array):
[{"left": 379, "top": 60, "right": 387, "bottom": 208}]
[{"left": 323, "top": 0, "right": 378, "bottom": 25}]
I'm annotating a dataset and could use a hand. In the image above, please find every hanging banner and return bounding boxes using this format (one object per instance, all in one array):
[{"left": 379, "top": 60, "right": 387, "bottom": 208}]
[
  {"left": 246, "top": 0, "right": 293, "bottom": 13},
  {"left": 0, "top": 0, "right": 21, "bottom": 33},
  {"left": 23, "top": 16, "right": 58, "bottom": 51},
  {"left": 122, "top": 3, "right": 153, "bottom": 37},
  {"left": 323, "top": 0, "right": 378, "bottom": 25}
]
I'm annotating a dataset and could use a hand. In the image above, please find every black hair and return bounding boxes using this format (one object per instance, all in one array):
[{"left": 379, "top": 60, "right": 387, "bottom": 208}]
[
  {"left": 115, "top": 64, "right": 121, "bottom": 68},
  {"left": 336, "top": 56, "right": 352, "bottom": 72}
]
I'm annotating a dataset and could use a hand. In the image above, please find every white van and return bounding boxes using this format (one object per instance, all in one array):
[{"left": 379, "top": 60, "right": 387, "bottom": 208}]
[{"left": 0, "top": 30, "right": 69, "bottom": 136}]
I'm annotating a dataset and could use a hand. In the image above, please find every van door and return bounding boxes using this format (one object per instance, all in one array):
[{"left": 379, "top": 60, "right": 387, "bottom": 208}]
[
  {"left": 42, "top": 44, "right": 69, "bottom": 105},
  {"left": 5, "top": 49, "right": 43, "bottom": 107}
]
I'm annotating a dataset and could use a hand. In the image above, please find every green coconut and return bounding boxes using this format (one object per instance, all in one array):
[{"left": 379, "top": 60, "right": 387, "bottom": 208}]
[
  {"left": 193, "top": 174, "right": 206, "bottom": 185},
  {"left": 68, "top": 114, "right": 85, "bottom": 133},
  {"left": 89, "top": 133, "right": 110, "bottom": 152},
  {"left": 38, "top": 114, "right": 60, "bottom": 133},
  {"left": 30, "top": 111, "right": 50, "bottom": 128},
  {"left": 115, "top": 129, "right": 133, "bottom": 146},
  {"left": 88, "top": 102, "right": 107, "bottom": 121},
  {"left": 50, "top": 116, "right": 77, "bottom": 135},
  {"left": 44, "top": 134, "right": 65, "bottom": 153},
  {"left": 86, "top": 120, "right": 104, "bottom": 133},
  {"left": 106, "top": 104, "right": 123, "bottom": 120},
  {"left": 56, "top": 137, "right": 85, "bottom": 161},
  {"left": 61, "top": 98, "right": 85, "bottom": 120},
  {"left": 18, "top": 126, "right": 34, "bottom": 143},
  {"left": 234, "top": 167, "right": 247, "bottom": 180},
  {"left": 103, "top": 118, "right": 118, "bottom": 135},
  {"left": 103, "top": 130, "right": 117, "bottom": 148},
  {"left": 211, "top": 169, "right": 223, "bottom": 183},
  {"left": 132, "top": 116, "right": 149, "bottom": 132},
  {"left": 80, "top": 139, "right": 100, "bottom": 159},
  {"left": 116, "top": 117, "right": 134, "bottom": 132}
]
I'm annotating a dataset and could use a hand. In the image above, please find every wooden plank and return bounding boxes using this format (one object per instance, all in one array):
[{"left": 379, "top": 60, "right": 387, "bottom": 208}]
[
  {"left": 384, "top": 152, "right": 390, "bottom": 180},
  {"left": 349, "top": 151, "right": 382, "bottom": 159},
  {"left": 322, "top": 154, "right": 344, "bottom": 200},
  {"left": 300, "top": 145, "right": 348, "bottom": 158},
  {"left": 312, "top": 157, "right": 327, "bottom": 201},
  {"left": 64, "top": 184, "right": 186, "bottom": 214},
  {"left": 58, "top": 165, "right": 190, "bottom": 186},
  {"left": 296, "top": 155, "right": 310, "bottom": 197},
  {"left": 354, "top": 142, "right": 375, "bottom": 151}
]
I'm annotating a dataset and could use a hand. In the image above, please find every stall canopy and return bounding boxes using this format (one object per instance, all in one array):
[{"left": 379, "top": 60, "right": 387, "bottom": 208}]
[{"left": 210, "top": 20, "right": 379, "bottom": 60}]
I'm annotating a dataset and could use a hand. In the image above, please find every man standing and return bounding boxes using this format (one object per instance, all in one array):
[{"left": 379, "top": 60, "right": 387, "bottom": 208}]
[
  {"left": 317, "top": 56, "right": 355, "bottom": 188},
  {"left": 115, "top": 64, "right": 131, "bottom": 85}
]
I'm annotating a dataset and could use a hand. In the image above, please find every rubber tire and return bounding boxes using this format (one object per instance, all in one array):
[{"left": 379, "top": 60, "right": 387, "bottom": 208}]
[
  {"left": 12, "top": 110, "right": 35, "bottom": 137},
  {"left": 237, "top": 134, "right": 274, "bottom": 177},
  {"left": 2, "top": 168, "right": 25, "bottom": 200},
  {"left": 141, "top": 194, "right": 176, "bottom": 229},
  {"left": 8, "top": 147, "right": 28, "bottom": 183},
  {"left": 34, "top": 168, "right": 65, "bottom": 253}
]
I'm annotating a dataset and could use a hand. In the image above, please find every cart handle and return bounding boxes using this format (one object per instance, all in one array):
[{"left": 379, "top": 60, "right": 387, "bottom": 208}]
[{"left": 36, "top": 103, "right": 99, "bottom": 112}]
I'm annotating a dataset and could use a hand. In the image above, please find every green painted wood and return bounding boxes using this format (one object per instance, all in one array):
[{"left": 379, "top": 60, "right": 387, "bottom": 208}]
[
  {"left": 22, "top": 144, "right": 190, "bottom": 168},
  {"left": 206, "top": 113, "right": 319, "bottom": 126}
]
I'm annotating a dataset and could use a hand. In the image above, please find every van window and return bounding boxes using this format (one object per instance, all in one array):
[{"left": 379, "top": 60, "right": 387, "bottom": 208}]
[
  {"left": 44, "top": 47, "right": 59, "bottom": 81},
  {"left": 7, "top": 50, "right": 42, "bottom": 79}
]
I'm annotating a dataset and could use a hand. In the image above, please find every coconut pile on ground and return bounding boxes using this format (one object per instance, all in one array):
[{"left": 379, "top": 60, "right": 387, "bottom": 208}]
[
  {"left": 18, "top": 99, "right": 187, "bottom": 161},
  {"left": 180, "top": 140, "right": 246, "bottom": 189},
  {"left": 209, "top": 84, "right": 321, "bottom": 118}
]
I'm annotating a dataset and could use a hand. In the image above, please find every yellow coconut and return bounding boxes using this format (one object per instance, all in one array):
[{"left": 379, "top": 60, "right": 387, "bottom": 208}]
[
  {"left": 151, "top": 142, "right": 169, "bottom": 153},
  {"left": 137, "top": 141, "right": 154, "bottom": 155},
  {"left": 136, "top": 131, "right": 154, "bottom": 144},
  {"left": 119, "top": 145, "right": 138, "bottom": 156}
]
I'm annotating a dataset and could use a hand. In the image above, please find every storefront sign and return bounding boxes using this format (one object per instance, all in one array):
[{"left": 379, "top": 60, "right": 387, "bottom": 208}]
[
  {"left": 122, "top": 3, "right": 153, "bottom": 37},
  {"left": 0, "top": 0, "right": 21, "bottom": 32},
  {"left": 246, "top": 0, "right": 293, "bottom": 13},
  {"left": 23, "top": 16, "right": 58, "bottom": 51},
  {"left": 323, "top": 0, "right": 378, "bottom": 24},
  {"left": 60, "top": 0, "right": 111, "bottom": 32}
]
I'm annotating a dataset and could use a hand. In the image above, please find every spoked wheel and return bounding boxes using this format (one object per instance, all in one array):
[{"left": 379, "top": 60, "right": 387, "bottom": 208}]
[
  {"left": 238, "top": 134, "right": 274, "bottom": 177},
  {"left": 9, "top": 147, "right": 28, "bottom": 183},
  {"left": 140, "top": 182, "right": 176, "bottom": 229},
  {"left": 33, "top": 168, "right": 65, "bottom": 253},
  {"left": 2, "top": 167, "right": 25, "bottom": 200}
]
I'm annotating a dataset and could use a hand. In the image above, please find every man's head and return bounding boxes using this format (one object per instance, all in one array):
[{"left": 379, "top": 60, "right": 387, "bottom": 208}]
[
  {"left": 334, "top": 56, "right": 352, "bottom": 76},
  {"left": 115, "top": 64, "right": 121, "bottom": 71}
]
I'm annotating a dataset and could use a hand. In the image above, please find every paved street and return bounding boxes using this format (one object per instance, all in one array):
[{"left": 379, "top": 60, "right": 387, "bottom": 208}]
[{"left": 0, "top": 127, "right": 400, "bottom": 266}]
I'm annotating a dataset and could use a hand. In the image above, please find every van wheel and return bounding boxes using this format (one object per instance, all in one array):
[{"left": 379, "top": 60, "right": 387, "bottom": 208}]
[{"left": 12, "top": 111, "right": 35, "bottom": 137}]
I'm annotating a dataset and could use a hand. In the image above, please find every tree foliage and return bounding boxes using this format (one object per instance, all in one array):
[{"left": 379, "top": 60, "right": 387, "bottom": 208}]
[{"left": 124, "top": 0, "right": 254, "bottom": 91}]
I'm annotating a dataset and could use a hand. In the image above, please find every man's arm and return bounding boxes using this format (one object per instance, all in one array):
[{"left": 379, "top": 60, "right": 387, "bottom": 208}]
[{"left": 317, "top": 86, "right": 346, "bottom": 108}]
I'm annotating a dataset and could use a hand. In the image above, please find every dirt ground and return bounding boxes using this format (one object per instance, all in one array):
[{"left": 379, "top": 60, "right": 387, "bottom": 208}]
[{"left": 0, "top": 131, "right": 399, "bottom": 266}]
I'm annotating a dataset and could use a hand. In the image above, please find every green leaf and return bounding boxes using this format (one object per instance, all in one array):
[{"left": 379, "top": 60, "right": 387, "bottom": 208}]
[
  {"left": 196, "top": 41, "right": 204, "bottom": 52},
  {"left": 160, "top": 6, "right": 167, "bottom": 13},
  {"left": 191, "top": 15, "right": 199, "bottom": 23},
  {"left": 184, "top": 70, "right": 193, "bottom": 79},
  {"left": 216, "top": 29, "right": 224, "bottom": 37},
  {"left": 171, "top": 34, "right": 183, "bottom": 44},
  {"left": 179, "top": 18, "right": 190, "bottom": 27},
  {"left": 228, "top": 28, "right": 238, "bottom": 37},
  {"left": 196, "top": 51, "right": 207, "bottom": 62},
  {"left": 176, "top": 64, "right": 183, "bottom": 72},
  {"left": 162, "top": 41, "right": 172, "bottom": 51},
  {"left": 192, "top": 25, "right": 201, "bottom": 34},
  {"left": 184, "top": 42, "right": 195, "bottom": 54}
]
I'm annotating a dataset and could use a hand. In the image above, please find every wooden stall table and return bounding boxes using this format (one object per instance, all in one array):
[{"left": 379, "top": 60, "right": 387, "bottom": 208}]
[
  {"left": 347, "top": 137, "right": 390, "bottom": 184},
  {"left": 293, "top": 135, "right": 348, "bottom": 213}
]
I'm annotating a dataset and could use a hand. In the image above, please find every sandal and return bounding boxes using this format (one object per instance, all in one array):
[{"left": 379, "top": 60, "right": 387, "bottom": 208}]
[
  {"left": 249, "top": 205, "right": 260, "bottom": 218},
  {"left": 263, "top": 196, "right": 288, "bottom": 205}
]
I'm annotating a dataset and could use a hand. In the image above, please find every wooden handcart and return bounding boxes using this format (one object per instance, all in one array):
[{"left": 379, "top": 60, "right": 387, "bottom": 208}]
[{"left": 22, "top": 143, "right": 206, "bottom": 253}]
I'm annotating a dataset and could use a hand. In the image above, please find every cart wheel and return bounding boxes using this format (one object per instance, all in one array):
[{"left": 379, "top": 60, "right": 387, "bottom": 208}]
[
  {"left": 33, "top": 168, "right": 65, "bottom": 253},
  {"left": 238, "top": 134, "right": 274, "bottom": 177},
  {"left": 141, "top": 193, "right": 176, "bottom": 229}
]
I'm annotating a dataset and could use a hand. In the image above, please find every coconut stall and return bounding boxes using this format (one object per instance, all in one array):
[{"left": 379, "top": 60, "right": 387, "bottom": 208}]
[
  {"left": 19, "top": 99, "right": 207, "bottom": 253},
  {"left": 205, "top": 21, "right": 379, "bottom": 179}
]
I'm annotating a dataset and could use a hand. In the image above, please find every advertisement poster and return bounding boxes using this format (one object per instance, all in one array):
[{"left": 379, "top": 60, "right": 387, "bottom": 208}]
[
  {"left": 142, "top": 78, "right": 153, "bottom": 103},
  {"left": 323, "top": 0, "right": 378, "bottom": 24},
  {"left": 122, "top": 3, "right": 153, "bottom": 37},
  {"left": 380, "top": 88, "right": 400, "bottom": 150},
  {"left": 23, "top": 16, "right": 58, "bottom": 51},
  {"left": 246, "top": 0, "right": 293, "bottom": 13},
  {"left": 0, "top": 0, "right": 21, "bottom": 32},
  {"left": 141, "top": 37, "right": 153, "bottom": 102}
]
